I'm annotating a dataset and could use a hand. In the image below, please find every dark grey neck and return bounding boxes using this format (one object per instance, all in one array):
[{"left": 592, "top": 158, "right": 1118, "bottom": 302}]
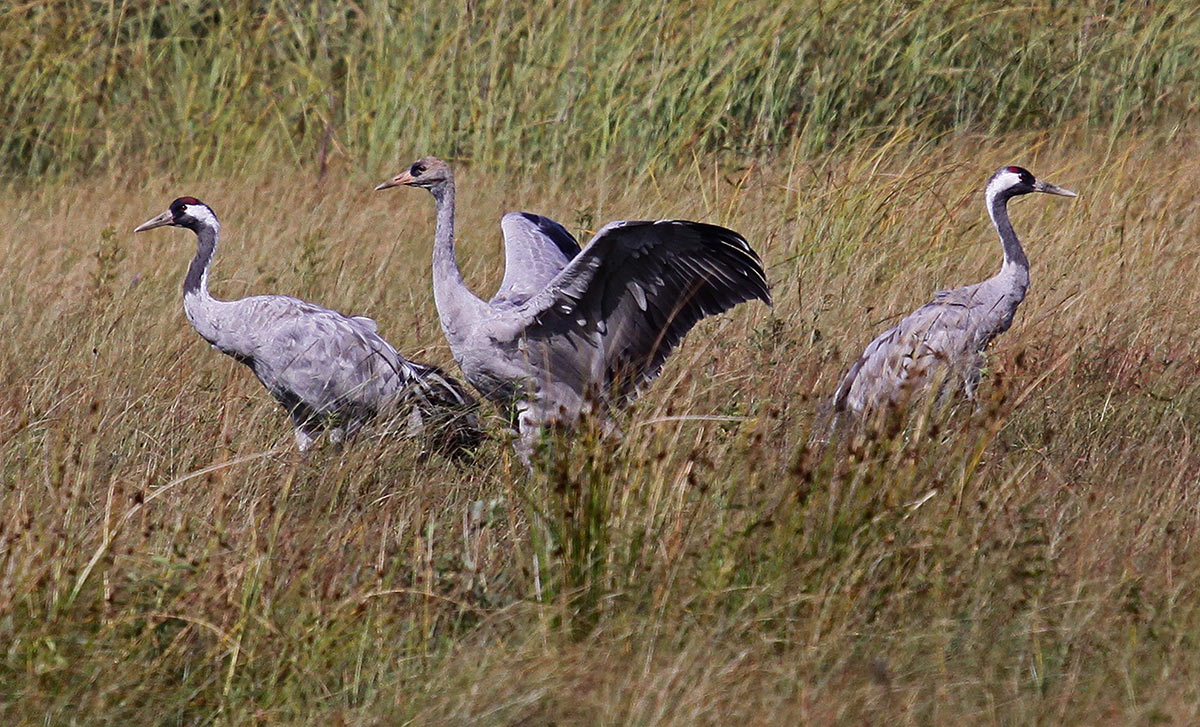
[
  {"left": 184, "top": 223, "right": 217, "bottom": 297},
  {"left": 432, "top": 181, "right": 464, "bottom": 287},
  {"left": 989, "top": 190, "right": 1028, "bottom": 271}
]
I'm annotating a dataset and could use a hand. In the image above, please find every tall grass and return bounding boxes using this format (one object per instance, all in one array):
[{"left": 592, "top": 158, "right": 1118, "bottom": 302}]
[
  {"left": 4, "top": 1, "right": 1200, "bottom": 723},
  {"left": 3, "top": 125, "right": 1200, "bottom": 723},
  {"left": 2, "top": 0, "right": 1199, "bottom": 178}
]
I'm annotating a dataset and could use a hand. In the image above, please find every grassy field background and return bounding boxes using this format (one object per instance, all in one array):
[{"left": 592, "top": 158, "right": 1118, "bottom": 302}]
[{"left": 4, "top": 1, "right": 1200, "bottom": 725}]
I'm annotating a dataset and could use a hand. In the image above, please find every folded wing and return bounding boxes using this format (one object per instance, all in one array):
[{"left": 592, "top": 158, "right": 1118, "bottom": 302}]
[{"left": 833, "top": 298, "right": 979, "bottom": 414}]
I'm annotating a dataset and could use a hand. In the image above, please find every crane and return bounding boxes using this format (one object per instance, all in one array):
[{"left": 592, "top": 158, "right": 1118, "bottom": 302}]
[
  {"left": 833, "top": 166, "right": 1076, "bottom": 416},
  {"left": 375, "top": 157, "right": 771, "bottom": 460},
  {"left": 135, "top": 197, "right": 483, "bottom": 452}
]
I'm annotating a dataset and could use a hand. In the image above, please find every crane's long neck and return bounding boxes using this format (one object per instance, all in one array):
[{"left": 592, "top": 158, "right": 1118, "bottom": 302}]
[
  {"left": 184, "top": 220, "right": 218, "bottom": 302},
  {"left": 431, "top": 181, "right": 465, "bottom": 291},
  {"left": 987, "top": 187, "right": 1030, "bottom": 298},
  {"left": 429, "top": 180, "right": 486, "bottom": 353},
  {"left": 182, "top": 219, "right": 235, "bottom": 351}
]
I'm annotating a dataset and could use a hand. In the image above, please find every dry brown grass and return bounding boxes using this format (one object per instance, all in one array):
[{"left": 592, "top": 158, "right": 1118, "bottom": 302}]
[{"left": 3, "top": 127, "right": 1200, "bottom": 724}]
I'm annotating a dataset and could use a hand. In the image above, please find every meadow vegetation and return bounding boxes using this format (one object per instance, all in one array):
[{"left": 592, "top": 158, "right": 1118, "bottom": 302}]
[
  {"left": 3, "top": 0, "right": 1199, "bottom": 178},
  {"left": 3, "top": 1, "right": 1200, "bottom": 725}
]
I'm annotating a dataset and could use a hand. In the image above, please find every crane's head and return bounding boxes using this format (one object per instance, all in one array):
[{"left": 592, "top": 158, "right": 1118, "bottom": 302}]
[
  {"left": 375, "top": 157, "right": 452, "bottom": 192},
  {"left": 987, "top": 166, "right": 1076, "bottom": 202},
  {"left": 134, "top": 197, "right": 218, "bottom": 233}
]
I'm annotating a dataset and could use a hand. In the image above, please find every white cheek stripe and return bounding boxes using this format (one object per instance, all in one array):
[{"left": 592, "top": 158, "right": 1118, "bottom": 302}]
[
  {"left": 985, "top": 170, "right": 1022, "bottom": 206},
  {"left": 184, "top": 203, "right": 219, "bottom": 229}
]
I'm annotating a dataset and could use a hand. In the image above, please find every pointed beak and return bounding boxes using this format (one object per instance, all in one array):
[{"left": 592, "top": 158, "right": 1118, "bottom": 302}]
[
  {"left": 375, "top": 170, "right": 416, "bottom": 191},
  {"left": 1035, "top": 180, "right": 1077, "bottom": 198},
  {"left": 134, "top": 209, "right": 174, "bottom": 232}
]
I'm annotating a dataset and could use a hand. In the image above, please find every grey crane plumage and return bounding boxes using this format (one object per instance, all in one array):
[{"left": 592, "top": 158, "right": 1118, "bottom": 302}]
[
  {"left": 375, "top": 157, "right": 771, "bottom": 457},
  {"left": 833, "top": 166, "right": 1076, "bottom": 416},
  {"left": 491, "top": 212, "right": 582, "bottom": 308},
  {"left": 134, "top": 197, "right": 483, "bottom": 452}
]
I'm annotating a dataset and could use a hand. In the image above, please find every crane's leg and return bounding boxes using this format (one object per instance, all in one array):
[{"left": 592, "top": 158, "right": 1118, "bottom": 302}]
[
  {"left": 327, "top": 426, "right": 346, "bottom": 446},
  {"left": 514, "top": 405, "right": 542, "bottom": 469},
  {"left": 290, "top": 408, "right": 321, "bottom": 452},
  {"left": 405, "top": 406, "right": 426, "bottom": 438},
  {"left": 294, "top": 427, "right": 316, "bottom": 452},
  {"left": 963, "top": 357, "right": 984, "bottom": 401}
]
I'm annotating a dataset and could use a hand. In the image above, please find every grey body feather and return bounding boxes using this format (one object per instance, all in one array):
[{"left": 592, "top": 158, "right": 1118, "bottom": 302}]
[
  {"left": 831, "top": 268, "right": 1027, "bottom": 413},
  {"left": 490, "top": 212, "right": 582, "bottom": 308},
  {"left": 378, "top": 158, "right": 771, "bottom": 458},
  {"left": 833, "top": 166, "right": 1076, "bottom": 416},
  {"left": 136, "top": 198, "right": 482, "bottom": 452}
]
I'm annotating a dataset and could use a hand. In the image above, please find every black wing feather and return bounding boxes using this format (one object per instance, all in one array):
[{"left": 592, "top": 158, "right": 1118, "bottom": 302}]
[{"left": 520, "top": 219, "right": 771, "bottom": 401}]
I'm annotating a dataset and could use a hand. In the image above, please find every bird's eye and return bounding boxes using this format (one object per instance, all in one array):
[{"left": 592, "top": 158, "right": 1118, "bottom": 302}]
[{"left": 411, "top": 163, "right": 426, "bottom": 176}]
